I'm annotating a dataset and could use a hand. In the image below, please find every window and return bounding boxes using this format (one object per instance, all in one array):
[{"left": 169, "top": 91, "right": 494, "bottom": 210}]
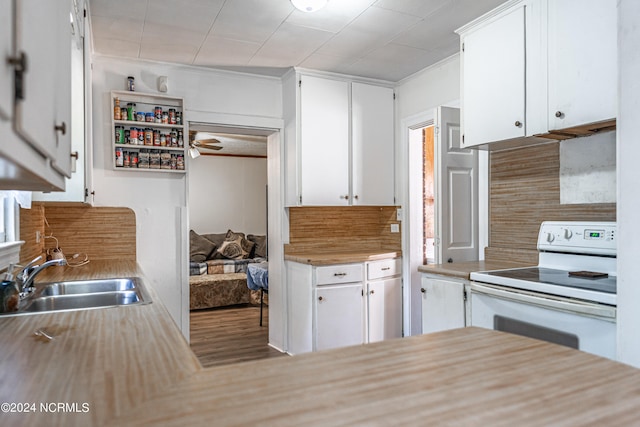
[{"left": 0, "top": 192, "right": 19, "bottom": 244}]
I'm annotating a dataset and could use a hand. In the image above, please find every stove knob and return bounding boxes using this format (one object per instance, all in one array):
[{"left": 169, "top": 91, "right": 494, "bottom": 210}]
[
  {"left": 564, "top": 229, "right": 573, "bottom": 240},
  {"left": 546, "top": 232, "right": 555, "bottom": 243}
]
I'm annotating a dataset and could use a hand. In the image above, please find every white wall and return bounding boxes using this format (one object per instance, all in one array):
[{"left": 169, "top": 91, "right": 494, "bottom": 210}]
[
  {"left": 395, "top": 54, "right": 489, "bottom": 336},
  {"left": 188, "top": 155, "right": 267, "bottom": 235},
  {"left": 616, "top": 0, "right": 640, "bottom": 368},
  {"left": 91, "top": 55, "right": 282, "bottom": 338}
]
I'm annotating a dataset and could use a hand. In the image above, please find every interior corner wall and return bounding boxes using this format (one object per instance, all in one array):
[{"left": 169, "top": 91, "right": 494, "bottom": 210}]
[
  {"left": 90, "top": 55, "right": 282, "bottom": 337},
  {"left": 188, "top": 155, "right": 268, "bottom": 235}
]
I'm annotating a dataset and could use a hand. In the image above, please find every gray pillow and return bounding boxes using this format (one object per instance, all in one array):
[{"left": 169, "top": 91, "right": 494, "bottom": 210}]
[
  {"left": 189, "top": 230, "right": 217, "bottom": 263},
  {"left": 248, "top": 234, "right": 267, "bottom": 258}
]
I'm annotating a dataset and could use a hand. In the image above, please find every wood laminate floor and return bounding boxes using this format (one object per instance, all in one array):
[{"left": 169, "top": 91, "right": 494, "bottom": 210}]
[{"left": 190, "top": 305, "right": 288, "bottom": 368}]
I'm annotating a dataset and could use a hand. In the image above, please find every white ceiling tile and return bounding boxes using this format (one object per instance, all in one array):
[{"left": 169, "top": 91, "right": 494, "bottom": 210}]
[
  {"left": 139, "top": 44, "right": 199, "bottom": 64},
  {"left": 209, "top": 0, "right": 294, "bottom": 44},
  {"left": 299, "top": 52, "right": 359, "bottom": 74},
  {"left": 194, "top": 37, "right": 261, "bottom": 67},
  {"left": 90, "top": 16, "right": 144, "bottom": 43},
  {"left": 286, "top": 0, "right": 376, "bottom": 33},
  {"left": 373, "top": 0, "right": 451, "bottom": 18},
  {"left": 144, "top": 0, "right": 225, "bottom": 33},
  {"left": 315, "top": 27, "right": 386, "bottom": 58},
  {"left": 90, "top": 0, "right": 147, "bottom": 19},
  {"left": 141, "top": 22, "right": 206, "bottom": 47},
  {"left": 348, "top": 6, "right": 422, "bottom": 37},
  {"left": 249, "top": 23, "right": 334, "bottom": 67},
  {"left": 92, "top": 37, "right": 140, "bottom": 58}
]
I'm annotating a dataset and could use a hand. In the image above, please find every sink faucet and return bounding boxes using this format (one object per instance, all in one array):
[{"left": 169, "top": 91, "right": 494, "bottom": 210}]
[{"left": 16, "top": 256, "right": 66, "bottom": 295}]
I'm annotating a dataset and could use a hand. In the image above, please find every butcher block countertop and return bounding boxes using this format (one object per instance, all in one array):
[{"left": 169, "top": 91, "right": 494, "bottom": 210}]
[
  {"left": 4, "top": 260, "right": 640, "bottom": 426},
  {"left": 418, "top": 259, "right": 532, "bottom": 280},
  {"left": 284, "top": 249, "right": 401, "bottom": 265}
]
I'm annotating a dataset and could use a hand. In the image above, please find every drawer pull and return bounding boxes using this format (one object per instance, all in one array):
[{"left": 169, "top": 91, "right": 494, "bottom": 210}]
[
  {"left": 381, "top": 267, "right": 390, "bottom": 271},
  {"left": 421, "top": 288, "right": 426, "bottom": 293},
  {"left": 334, "top": 273, "right": 347, "bottom": 277},
  {"left": 318, "top": 296, "right": 324, "bottom": 301}
]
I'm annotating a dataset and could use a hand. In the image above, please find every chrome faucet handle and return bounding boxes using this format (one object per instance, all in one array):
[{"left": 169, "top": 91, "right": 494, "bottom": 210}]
[{"left": 16, "top": 256, "right": 43, "bottom": 280}]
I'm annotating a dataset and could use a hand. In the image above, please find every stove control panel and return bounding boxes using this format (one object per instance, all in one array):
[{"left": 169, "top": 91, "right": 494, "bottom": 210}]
[{"left": 537, "top": 221, "right": 616, "bottom": 256}]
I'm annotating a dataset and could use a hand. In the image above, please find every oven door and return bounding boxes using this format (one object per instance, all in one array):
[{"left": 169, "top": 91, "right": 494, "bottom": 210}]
[{"left": 470, "top": 282, "right": 616, "bottom": 360}]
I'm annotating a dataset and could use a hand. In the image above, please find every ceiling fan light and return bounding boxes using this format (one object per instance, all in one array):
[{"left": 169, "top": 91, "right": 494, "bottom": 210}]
[
  {"left": 189, "top": 146, "right": 201, "bottom": 159},
  {"left": 291, "top": 0, "right": 327, "bottom": 13}
]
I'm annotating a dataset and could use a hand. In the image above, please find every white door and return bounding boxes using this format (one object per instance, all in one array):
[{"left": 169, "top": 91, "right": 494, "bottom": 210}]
[
  {"left": 435, "top": 106, "right": 478, "bottom": 263},
  {"left": 315, "top": 283, "right": 364, "bottom": 351},
  {"left": 421, "top": 277, "right": 465, "bottom": 334},
  {"left": 299, "top": 75, "right": 349, "bottom": 205},
  {"left": 461, "top": 4, "right": 526, "bottom": 147},
  {"left": 547, "top": 0, "right": 616, "bottom": 130},
  {"left": 351, "top": 82, "right": 395, "bottom": 205},
  {"left": 367, "top": 278, "right": 402, "bottom": 343}
]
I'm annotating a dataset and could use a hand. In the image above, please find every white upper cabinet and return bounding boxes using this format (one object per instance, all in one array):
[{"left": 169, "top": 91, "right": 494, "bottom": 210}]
[
  {"left": 299, "top": 75, "right": 350, "bottom": 206},
  {"left": 285, "top": 71, "right": 396, "bottom": 206},
  {"left": 0, "top": 0, "right": 74, "bottom": 190},
  {"left": 547, "top": 0, "right": 617, "bottom": 131},
  {"left": 351, "top": 82, "right": 395, "bottom": 205},
  {"left": 457, "top": 0, "right": 616, "bottom": 150},
  {"left": 461, "top": 5, "right": 526, "bottom": 147}
]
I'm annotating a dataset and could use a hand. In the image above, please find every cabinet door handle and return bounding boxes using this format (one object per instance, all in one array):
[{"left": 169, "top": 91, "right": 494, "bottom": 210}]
[
  {"left": 370, "top": 289, "right": 375, "bottom": 295},
  {"left": 8, "top": 51, "right": 28, "bottom": 101},
  {"left": 55, "top": 122, "right": 67, "bottom": 135},
  {"left": 555, "top": 111, "right": 564, "bottom": 118},
  {"left": 381, "top": 267, "right": 390, "bottom": 271},
  {"left": 514, "top": 120, "right": 522, "bottom": 127},
  {"left": 340, "top": 195, "right": 349, "bottom": 200},
  {"left": 420, "top": 288, "right": 426, "bottom": 293},
  {"left": 354, "top": 195, "right": 359, "bottom": 200},
  {"left": 318, "top": 296, "right": 324, "bottom": 301},
  {"left": 334, "top": 273, "right": 347, "bottom": 277}
]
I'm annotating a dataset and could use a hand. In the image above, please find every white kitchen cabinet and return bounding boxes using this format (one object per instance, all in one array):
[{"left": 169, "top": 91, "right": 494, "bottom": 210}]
[
  {"left": 299, "top": 75, "right": 350, "bottom": 205},
  {"left": 0, "top": 0, "right": 74, "bottom": 190},
  {"left": 315, "top": 283, "right": 364, "bottom": 351},
  {"left": 366, "top": 258, "right": 402, "bottom": 342},
  {"left": 547, "top": 0, "right": 616, "bottom": 131},
  {"left": 458, "top": 0, "right": 617, "bottom": 150},
  {"left": 284, "top": 71, "right": 395, "bottom": 206},
  {"left": 421, "top": 274, "right": 467, "bottom": 334},
  {"left": 458, "top": 0, "right": 547, "bottom": 150},
  {"left": 351, "top": 83, "right": 395, "bottom": 205},
  {"left": 287, "top": 258, "right": 402, "bottom": 354}
]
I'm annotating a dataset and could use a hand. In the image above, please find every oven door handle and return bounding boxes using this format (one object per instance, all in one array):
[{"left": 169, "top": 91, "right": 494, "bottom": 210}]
[{"left": 469, "top": 283, "right": 616, "bottom": 319}]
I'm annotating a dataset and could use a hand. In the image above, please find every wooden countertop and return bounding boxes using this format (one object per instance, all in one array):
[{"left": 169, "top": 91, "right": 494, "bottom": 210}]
[
  {"left": 0, "top": 260, "right": 201, "bottom": 427},
  {"left": 4, "top": 260, "right": 640, "bottom": 426},
  {"left": 284, "top": 249, "right": 401, "bottom": 265},
  {"left": 109, "top": 327, "right": 640, "bottom": 426},
  {"left": 418, "top": 260, "right": 532, "bottom": 280}
]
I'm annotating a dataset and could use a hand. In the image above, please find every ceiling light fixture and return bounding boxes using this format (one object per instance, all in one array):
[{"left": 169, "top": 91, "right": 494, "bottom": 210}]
[
  {"left": 291, "top": 0, "right": 327, "bottom": 13},
  {"left": 188, "top": 145, "right": 200, "bottom": 159}
]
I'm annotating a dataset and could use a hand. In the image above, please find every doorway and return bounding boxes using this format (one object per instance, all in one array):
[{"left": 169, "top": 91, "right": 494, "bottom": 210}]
[{"left": 186, "top": 122, "right": 285, "bottom": 365}]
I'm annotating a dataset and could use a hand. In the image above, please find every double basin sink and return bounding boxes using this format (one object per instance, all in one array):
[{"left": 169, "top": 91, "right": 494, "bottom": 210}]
[{"left": 4, "top": 277, "right": 151, "bottom": 316}]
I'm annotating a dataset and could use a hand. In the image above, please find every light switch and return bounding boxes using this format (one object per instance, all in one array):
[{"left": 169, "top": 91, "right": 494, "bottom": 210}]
[{"left": 396, "top": 208, "right": 403, "bottom": 221}]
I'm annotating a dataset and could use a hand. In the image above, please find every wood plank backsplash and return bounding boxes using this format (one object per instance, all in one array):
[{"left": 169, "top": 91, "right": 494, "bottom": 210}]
[
  {"left": 288, "top": 206, "right": 401, "bottom": 252},
  {"left": 487, "top": 142, "right": 616, "bottom": 264},
  {"left": 20, "top": 203, "right": 137, "bottom": 263}
]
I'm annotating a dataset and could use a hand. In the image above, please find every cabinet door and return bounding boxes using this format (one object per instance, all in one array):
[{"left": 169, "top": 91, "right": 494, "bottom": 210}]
[
  {"left": 462, "top": 5, "right": 526, "bottom": 147},
  {"left": 13, "top": 0, "right": 65, "bottom": 163},
  {"left": 351, "top": 82, "right": 394, "bottom": 205},
  {"left": 547, "top": 0, "right": 616, "bottom": 130},
  {"left": 421, "top": 277, "right": 465, "bottom": 334},
  {"left": 0, "top": 0, "right": 12, "bottom": 122},
  {"left": 315, "top": 283, "right": 364, "bottom": 351},
  {"left": 367, "top": 277, "right": 402, "bottom": 343},
  {"left": 300, "top": 75, "right": 349, "bottom": 205}
]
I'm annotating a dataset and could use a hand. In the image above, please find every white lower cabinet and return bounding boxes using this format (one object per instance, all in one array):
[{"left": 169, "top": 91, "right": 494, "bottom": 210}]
[
  {"left": 315, "top": 283, "right": 364, "bottom": 351},
  {"left": 421, "top": 274, "right": 468, "bottom": 334},
  {"left": 287, "top": 258, "right": 402, "bottom": 355}
]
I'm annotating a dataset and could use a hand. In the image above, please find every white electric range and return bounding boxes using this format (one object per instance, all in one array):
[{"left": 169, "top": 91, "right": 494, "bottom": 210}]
[{"left": 469, "top": 221, "right": 617, "bottom": 360}]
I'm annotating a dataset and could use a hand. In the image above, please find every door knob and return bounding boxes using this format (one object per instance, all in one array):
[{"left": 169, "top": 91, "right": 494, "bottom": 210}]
[
  {"left": 318, "top": 296, "right": 323, "bottom": 301},
  {"left": 514, "top": 121, "right": 522, "bottom": 127},
  {"left": 555, "top": 111, "right": 564, "bottom": 118}
]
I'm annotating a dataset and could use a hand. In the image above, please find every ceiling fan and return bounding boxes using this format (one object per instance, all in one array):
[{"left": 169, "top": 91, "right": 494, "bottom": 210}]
[{"left": 189, "top": 131, "right": 222, "bottom": 158}]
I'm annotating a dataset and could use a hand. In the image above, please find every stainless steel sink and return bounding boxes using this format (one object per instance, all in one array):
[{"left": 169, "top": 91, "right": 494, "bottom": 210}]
[
  {"left": 0, "top": 277, "right": 152, "bottom": 316},
  {"left": 21, "top": 291, "right": 142, "bottom": 312},
  {"left": 41, "top": 278, "right": 137, "bottom": 296}
]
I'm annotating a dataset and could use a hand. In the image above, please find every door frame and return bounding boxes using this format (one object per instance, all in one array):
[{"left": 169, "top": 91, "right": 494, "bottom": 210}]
[{"left": 400, "top": 109, "right": 435, "bottom": 336}]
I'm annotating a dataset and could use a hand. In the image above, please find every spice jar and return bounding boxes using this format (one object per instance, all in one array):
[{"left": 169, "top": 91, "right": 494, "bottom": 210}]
[{"left": 127, "top": 76, "right": 135, "bottom": 91}]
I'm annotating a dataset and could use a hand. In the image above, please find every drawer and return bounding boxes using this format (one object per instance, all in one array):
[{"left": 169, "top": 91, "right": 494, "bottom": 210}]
[
  {"left": 367, "top": 258, "right": 402, "bottom": 280},
  {"left": 315, "top": 264, "right": 363, "bottom": 286}
]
